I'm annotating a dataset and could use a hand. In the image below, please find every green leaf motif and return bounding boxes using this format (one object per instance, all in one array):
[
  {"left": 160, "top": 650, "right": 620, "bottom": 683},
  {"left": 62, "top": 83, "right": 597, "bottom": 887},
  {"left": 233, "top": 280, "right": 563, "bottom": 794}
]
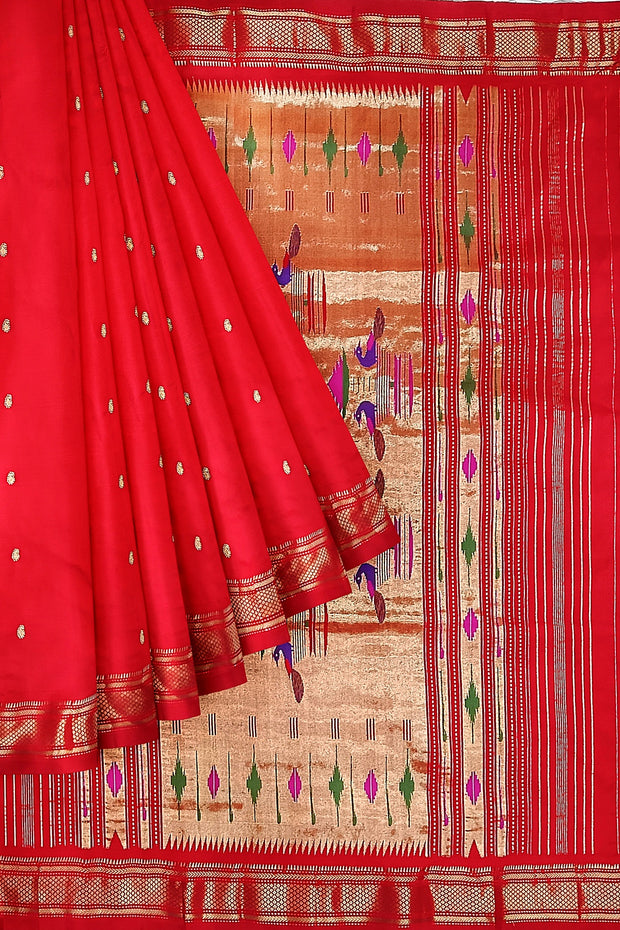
[
  {"left": 323, "top": 127, "right": 337, "bottom": 171},
  {"left": 461, "top": 522, "right": 477, "bottom": 569},
  {"left": 391, "top": 129, "right": 408, "bottom": 175},
  {"left": 246, "top": 760, "right": 262, "bottom": 808},
  {"left": 171, "top": 746, "right": 187, "bottom": 810},
  {"left": 461, "top": 364, "right": 476, "bottom": 409},
  {"left": 329, "top": 761, "right": 344, "bottom": 809},
  {"left": 243, "top": 125, "right": 257, "bottom": 167},
  {"left": 459, "top": 206, "right": 475, "bottom": 255},
  {"left": 465, "top": 678, "right": 480, "bottom": 730},
  {"left": 399, "top": 752, "right": 414, "bottom": 827}
]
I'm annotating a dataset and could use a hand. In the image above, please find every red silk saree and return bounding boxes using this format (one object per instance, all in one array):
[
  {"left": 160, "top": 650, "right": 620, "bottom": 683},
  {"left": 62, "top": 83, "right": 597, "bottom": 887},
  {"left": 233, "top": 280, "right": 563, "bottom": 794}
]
[
  {"left": 2, "top": 0, "right": 620, "bottom": 927},
  {"left": 0, "top": 0, "right": 397, "bottom": 773}
]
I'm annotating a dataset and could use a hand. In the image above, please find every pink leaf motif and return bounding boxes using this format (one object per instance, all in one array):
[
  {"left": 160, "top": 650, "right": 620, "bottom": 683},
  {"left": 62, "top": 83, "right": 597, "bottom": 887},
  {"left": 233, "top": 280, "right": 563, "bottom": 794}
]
[
  {"left": 459, "top": 135, "right": 474, "bottom": 167},
  {"left": 288, "top": 768, "right": 302, "bottom": 802},
  {"left": 357, "top": 132, "right": 371, "bottom": 166},
  {"left": 207, "top": 765, "right": 220, "bottom": 800},
  {"left": 461, "top": 290, "right": 476, "bottom": 324},
  {"left": 207, "top": 127, "right": 217, "bottom": 149},
  {"left": 106, "top": 762, "right": 123, "bottom": 798},
  {"left": 463, "top": 607, "right": 479, "bottom": 641},
  {"left": 364, "top": 770, "right": 378, "bottom": 804},
  {"left": 466, "top": 771, "right": 482, "bottom": 805},
  {"left": 462, "top": 449, "right": 478, "bottom": 482},
  {"left": 282, "top": 130, "right": 297, "bottom": 164}
]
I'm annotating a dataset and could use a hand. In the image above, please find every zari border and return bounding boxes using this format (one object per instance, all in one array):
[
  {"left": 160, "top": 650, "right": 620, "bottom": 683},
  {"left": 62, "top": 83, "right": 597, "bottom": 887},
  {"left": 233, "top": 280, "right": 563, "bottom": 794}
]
[
  {"left": 4, "top": 846, "right": 620, "bottom": 926},
  {"left": 0, "top": 695, "right": 98, "bottom": 774},
  {"left": 150, "top": 1, "right": 620, "bottom": 87},
  {"left": 318, "top": 475, "right": 397, "bottom": 567}
]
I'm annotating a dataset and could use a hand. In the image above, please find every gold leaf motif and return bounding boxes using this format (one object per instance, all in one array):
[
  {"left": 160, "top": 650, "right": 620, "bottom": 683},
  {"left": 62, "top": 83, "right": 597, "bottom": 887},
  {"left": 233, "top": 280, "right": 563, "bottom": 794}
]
[
  {"left": 2, "top": 320, "right": 10, "bottom": 333},
  {"left": 113, "top": 161, "right": 119, "bottom": 176},
  {"left": 100, "top": 87, "right": 104, "bottom": 99},
  {"left": 119, "top": 27, "right": 125, "bottom": 40},
  {"left": 141, "top": 311, "right": 149, "bottom": 325},
  {"left": 118, "top": 474, "right": 125, "bottom": 489},
  {"left": 282, "top": 460, "right": 291, "bottom": 475},
  {"left": 11, "top": 548, "right": 20, "bottom": 562},
  {"left": 100, "top": 323, "right": 107, "bottom": 337},
  {"left": 151, "top": 243, "right": 156, "bottom": 257},
  {"left": 176, "top": 461, "right": 184, "bottom": 475},
  {"left": 75, "top": 96, "right": 81, "bottom": 111},
  {"left": 128, "top": 550, "right": 135, "bottom": 565},
  {"left": 0, "top": 243, "right": 8, "bottom": 258},
  {"left": 139, "top": 629, "right": 145, "bottom": 645},
  {"left": 202, "top": 466, "right": 211, "bottom": 481},
  {"left": 4, "top": 394, "right": 12, "bottom": 409},
  {"left": 91, "top": 248, "right": 97, "bottom": 262},
  {"left": 223, "top": 318, "right": 232, "bottom": 332},
  {"left": 134, "top": 306, "right": 139, "bottom": 317},
  {"left": 67, "top": 24, "right": 74, "bottom": 37},
  {"left": 158, "top": 455, "right": 164, "bottom": 468},
  {"left": 253, "top": 389, "right": 262, "bottom": 403},
  {"left": 125, "top": 236, "right": 134, "bottom": 251},
  {"left": 16, "top": 624, "right": 25, "bottom": 639},
  {"left": 222, "top": 543, "right": 231, "bottom": 559},
  {"left": 195, "top": 245, "right": 204, "bottom": 260},
  {"left": 140, "top": 100, "right": 149, "bottom": 114},
  {"left": 6, "top": 471, "right": 15, "bottom": 485},
  {"left": 158, "top": 385, "right": 165, "bottom": 400},
  {"left": 167, "top": 318, "right": 173, "bottom": 332},
  {"left": 184, "top": 392, "right": 191, "bottom": 406},
  {"left": 108, "top": 399, "right": 114, "bottom": 413},
  {"left": 146, "top": 380, "right": 151, "bottom": 393},
  {"left": 84, "top": 171, "right": 90, "bottom": 185},
  {"left": 167, "top": 171, "right": 176, "bottom": 185},
  {"left": 194, "top": 536, "right": 202, "bottom": 551}
]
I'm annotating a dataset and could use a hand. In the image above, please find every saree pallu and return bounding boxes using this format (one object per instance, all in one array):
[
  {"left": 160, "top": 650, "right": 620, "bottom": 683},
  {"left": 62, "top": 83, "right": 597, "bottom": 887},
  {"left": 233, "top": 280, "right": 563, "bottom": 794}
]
[{"left": 2, "top": 0, "right": 620, "bottom": 927}]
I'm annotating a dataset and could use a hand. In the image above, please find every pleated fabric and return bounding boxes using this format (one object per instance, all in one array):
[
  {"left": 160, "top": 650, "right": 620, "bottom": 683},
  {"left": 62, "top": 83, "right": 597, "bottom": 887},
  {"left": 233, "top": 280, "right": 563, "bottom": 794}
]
[{"left": 0, "top": 0, "right": 398, "bottom": 772}]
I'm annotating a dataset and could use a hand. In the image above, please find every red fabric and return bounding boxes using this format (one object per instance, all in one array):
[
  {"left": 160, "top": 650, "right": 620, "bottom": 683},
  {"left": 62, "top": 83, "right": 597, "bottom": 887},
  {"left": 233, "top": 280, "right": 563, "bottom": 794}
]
[{"left": 0, "top": 0, "right": 397, "bottom": 773}]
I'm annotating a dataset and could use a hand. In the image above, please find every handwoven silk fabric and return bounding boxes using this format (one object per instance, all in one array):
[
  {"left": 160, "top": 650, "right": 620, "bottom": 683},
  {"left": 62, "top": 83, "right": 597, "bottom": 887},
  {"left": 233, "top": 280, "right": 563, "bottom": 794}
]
[
  {"left": 0, "top": 0, "right": 396, "bottom": 774},
  {"left": 2, "top": 0, "right": 620, "bottom": 927}
]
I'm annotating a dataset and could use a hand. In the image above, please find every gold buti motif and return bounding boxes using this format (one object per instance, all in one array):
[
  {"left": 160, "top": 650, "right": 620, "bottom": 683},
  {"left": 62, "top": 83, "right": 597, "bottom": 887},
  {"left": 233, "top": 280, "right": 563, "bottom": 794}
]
[
  {"left": 194, "top": 536, "right": 202, "bottom": 551},
  {"left": 84, "top": 171, "right": 90, "bottom": 185},
  {"left": 118, "top": 474, "right": 125, "bottom": 489},
  {"left": 151, "top": 244, "right": 156, "bottom": 257},
  {"left": 146, "top": 380, "right": 151, "bottom": 393},
  {"left": 253, "top": 389, "right": 262, "bottom": 403},
  {"left": 167, "top": 171, "right": 176, "bottom": 185},
  {"left": 184, "top": 392, "right": 191, "bottom": 406},
  {"left": 282, "top": 460, "right": 291, "bottom": 475},
  {"left": 107, "top": 399, "right": 114, "bottom": 413},
  {"left": 11, "top": 548, "right": 20, "bottom": 562},
  {"left": 67, "top": 24, "right": 74, "bottom": 37},
  {"left": 139, "top": 629, "right": 145, "bottom": 645},
  {"left": 222, "top": 543, "right": 231, "bottom": 558},
  {"left": 141, "top": 311, "right": 149, "bottom": 325},
  {"left": 99, "top": 87, "right": 104, "bottom": 99},
  {"left": 195, "top": 245, "right": 204, "bottom": 260},
  {"left": 91, "top": 248, "right": 97, "bottom": 262},
  {"left": 134, "top": 306, "right": 139, "bottom": 317},
  {"left": 113, "top": 161, "right": 119, "bottom": 175},
  {"left": 1, "top": 320, "right": 9, "bottom": 333},
  {"left": 75, "top": 96, "right": 81, "bottom": 111},
  {"left": 167, "top": 318, "right": 173, "bottom": 332},
  {"left": 158, "top": 455, "right": 163, "bottom": 468},
  {"left": 157, "top": 386, "right": 165, "bottom": 400},
  {"left": 128, "top": 550, "right": 135, "bottom": 565},
  {"left": 125, "top": 236, "right": 134, "bottom": 252},
  {"left": 0, "top": 167, "right": 4, "bottom": 180},
  {"left": 140, "top": 100, "right": 149, "bottom": 114},
  {"left": 4, "top": 394, "right": 12, "bottom": 409},
  {"left": 100, "top": 323, "right": 107, "bottom": 337},
  {"left": 223, "top": 318, "right": 232, "bottom": 332},
  {"left": 16, "top": 624, "right": 25, "bottom": 639},
  {"left": 176, "top": 461, "right": 184, "bottom": 475},
  {"left": 6, "top": 471, "right": 15, "bottom": 486},
  {"left": 0, "top": 243, "right": 7, "bottom": 258},
  {"left": 119, "top": 27, "right": 125, "bottom": 40},
  {"left": 202, "top": 466, "right": 211, "bottom": 481}
]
